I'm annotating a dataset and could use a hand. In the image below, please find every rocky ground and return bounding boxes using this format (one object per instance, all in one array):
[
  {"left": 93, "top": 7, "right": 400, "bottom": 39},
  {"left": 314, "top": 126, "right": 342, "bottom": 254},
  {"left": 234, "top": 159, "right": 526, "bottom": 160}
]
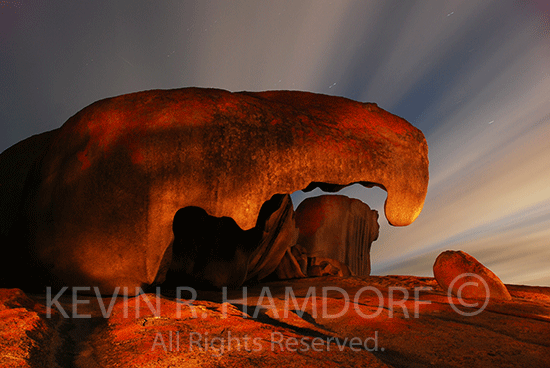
[{"left": 1, "top": 275, "right": 549, "bottom": 368}]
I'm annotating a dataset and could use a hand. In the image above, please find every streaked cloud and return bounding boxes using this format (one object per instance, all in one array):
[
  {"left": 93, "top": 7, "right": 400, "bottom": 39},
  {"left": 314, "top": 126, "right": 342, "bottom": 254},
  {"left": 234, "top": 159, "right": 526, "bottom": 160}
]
[{"left": 1, "top": 0, "right": 549, "bottom": 285}]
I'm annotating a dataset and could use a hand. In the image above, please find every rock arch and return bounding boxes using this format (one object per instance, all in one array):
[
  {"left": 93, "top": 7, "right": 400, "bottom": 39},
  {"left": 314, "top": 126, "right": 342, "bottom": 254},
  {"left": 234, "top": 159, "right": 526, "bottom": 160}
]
[{"left": 0, "top": 88, "right": 428, "bottom": 294}]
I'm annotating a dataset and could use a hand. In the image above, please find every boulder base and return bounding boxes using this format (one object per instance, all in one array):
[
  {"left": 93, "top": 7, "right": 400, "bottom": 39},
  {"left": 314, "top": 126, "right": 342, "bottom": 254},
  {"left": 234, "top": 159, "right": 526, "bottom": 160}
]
[{"left": 1, "top": 276, "right": 549, "bottom": 367}]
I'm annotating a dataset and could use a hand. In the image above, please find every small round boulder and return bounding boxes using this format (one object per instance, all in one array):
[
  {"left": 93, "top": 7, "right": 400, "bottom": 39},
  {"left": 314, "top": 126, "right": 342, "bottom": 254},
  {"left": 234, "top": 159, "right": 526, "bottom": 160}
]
[{"left": 433, "top": 250, "right": 512, "bottom": 301}]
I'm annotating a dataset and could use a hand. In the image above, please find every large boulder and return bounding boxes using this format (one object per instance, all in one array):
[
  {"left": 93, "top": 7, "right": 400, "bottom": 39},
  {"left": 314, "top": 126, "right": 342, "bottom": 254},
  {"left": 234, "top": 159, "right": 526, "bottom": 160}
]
[
  {"left": 295, "top": 195, "right": 380, "bottom": 276},
  {"left": 433, "top": 250, "right": 512, "bottom": 301},
  {"left": 1, "top": 88, "right": 429, "bottom": 294}
]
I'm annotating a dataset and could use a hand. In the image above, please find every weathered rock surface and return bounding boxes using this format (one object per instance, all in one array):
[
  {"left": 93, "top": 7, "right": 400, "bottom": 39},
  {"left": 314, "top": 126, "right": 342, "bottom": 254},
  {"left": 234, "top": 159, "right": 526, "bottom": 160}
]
[
  {"left": 433, "top": 250, "right": 512, "bottom": 301},
  {"left": 0, "top": 88, "right": 429, "bottom": 294},
  {"left": 1, "top": 276, "right": 548, "bottom": 367},
  {"left": 245, "top": 194, "right": 300, "bottom": 283},
  {"left": 295, "top": 195, "right": 380, "bottom": 276},
  {"left": 0, "top": 288, "right": 63, "bottom": 368}
]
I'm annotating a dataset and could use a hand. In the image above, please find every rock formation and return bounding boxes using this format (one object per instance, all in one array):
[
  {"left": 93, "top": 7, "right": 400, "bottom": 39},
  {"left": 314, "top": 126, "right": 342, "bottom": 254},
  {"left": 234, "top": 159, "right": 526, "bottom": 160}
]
[
  {"left": 433, "top": 250, "right": 512, "bottom": 301},
  {"left": 0, "top": 88, "right": 429, "bottom": 294},
  {"left": 294, "top": 195, "right": 380, "bottom": 277}
]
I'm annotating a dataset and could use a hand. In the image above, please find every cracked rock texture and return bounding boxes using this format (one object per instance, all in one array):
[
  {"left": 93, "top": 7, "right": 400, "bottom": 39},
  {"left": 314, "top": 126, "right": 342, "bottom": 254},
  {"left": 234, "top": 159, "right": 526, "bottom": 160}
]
[{"left": 1, "top": 276, "right": 548, "bottom": 367}]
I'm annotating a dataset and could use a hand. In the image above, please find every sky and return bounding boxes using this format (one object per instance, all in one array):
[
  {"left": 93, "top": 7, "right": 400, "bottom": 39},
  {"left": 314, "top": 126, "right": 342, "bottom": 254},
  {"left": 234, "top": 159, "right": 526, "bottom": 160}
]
[{"left": 1, "top": 1, "right": 549, "bottom": 286}]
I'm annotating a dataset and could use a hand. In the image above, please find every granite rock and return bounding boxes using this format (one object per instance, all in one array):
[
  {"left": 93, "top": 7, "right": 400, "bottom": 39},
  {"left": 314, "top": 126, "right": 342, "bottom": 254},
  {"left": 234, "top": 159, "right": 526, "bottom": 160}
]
[
  {"left": 0, "top": 88, "right": 428, "bottom": 294},
  {"left": 433, "top": 250, "right": 512, "bottom": 301}
]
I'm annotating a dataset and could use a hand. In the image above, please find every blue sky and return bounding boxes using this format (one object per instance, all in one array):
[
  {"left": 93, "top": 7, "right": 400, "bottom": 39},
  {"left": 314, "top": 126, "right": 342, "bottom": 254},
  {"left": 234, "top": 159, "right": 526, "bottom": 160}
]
[{"left": 1, "top": 1, "right": 549, "bottom": 285}]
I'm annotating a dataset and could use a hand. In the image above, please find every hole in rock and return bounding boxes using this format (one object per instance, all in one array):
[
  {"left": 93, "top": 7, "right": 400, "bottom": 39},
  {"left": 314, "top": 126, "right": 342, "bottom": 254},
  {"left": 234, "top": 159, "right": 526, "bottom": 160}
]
[
  {"left": 164, "top": 185, "right": 388, "bottom": 290},
  {"left": 164, "top": 194, "right": 295, "bottom": 290},
  {"left": 290, "top": 183, "right": 388, "bottom": 217},
  {"left": 164, "top": 206, "right": 258, "bottom": 290}
]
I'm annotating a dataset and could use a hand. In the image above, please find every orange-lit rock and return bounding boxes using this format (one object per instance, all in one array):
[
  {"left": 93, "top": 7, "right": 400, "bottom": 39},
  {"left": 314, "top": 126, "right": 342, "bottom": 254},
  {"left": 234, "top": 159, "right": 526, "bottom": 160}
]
[
  {"left": 1, "top": 276, "right": 549, "bottom": 367},
  {"left": 0, "top": 289, "right": 63, "bottom": 368},
  {"left": 433, "top": 250, "right": 512, "bottom": 301},
  {"left": 295, "top": 195, "right": 380, "bottom": 276},
  {"left": 1, "top": 88, "right": 428, "bottom": 294}
]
